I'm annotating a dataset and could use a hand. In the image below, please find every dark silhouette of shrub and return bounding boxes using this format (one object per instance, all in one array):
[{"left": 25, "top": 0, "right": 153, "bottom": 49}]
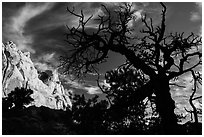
[
  {"left": 70, "top": 94, "right": 109, "bottom": 134},
  {"left": 70, "top": 91, "right": 160, "bottom": 134},
  {"left": 3, "top": 87, "right": 34, "bottom": 110},
  {"left": 2, "top": 106, "right": 72, "bottom": 135}
]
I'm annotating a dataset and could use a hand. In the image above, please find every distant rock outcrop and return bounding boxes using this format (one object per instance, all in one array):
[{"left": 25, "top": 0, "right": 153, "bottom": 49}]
[{"left": 2, "top": 41, "right": 72, "bottom": 110}]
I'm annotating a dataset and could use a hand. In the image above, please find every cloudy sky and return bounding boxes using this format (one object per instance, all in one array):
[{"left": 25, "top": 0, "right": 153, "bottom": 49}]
[{"left": 2, "top": 2, "right": 202, "bottom": 120}]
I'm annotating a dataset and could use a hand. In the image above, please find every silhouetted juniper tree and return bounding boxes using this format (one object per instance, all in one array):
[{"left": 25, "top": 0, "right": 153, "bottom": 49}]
[
  {"left": 60, "top": 2, "right": 202, "bottom": 134},
  {"left": 71, "top": 94, "right": 109, "bottom": 134},
  {"left": 98, "top": 66, "right": 159, "bottom": 134},
  {"left": 3, "top": 87, "right": 34, "bottom": 110},
  {"left": 71, "top": 92, "right": 158, "bottom": 134}
]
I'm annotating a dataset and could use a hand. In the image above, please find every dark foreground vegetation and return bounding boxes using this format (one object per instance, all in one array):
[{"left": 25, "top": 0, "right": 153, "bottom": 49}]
[
  {"left": 2, "top": 101, "right": 202, "bottom": 135},
  {"left": 2, "top": 87, "right": 202, "bottom": 135}
]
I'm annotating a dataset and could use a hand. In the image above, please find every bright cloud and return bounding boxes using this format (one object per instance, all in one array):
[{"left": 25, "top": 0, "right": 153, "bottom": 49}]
[
  {"left": 34, "top": 62, "right": 54, "bottom": 72},
  {"left": 69, "top": 5, "right": 105, "bottom": 28},
  {"left": 33, "top": 52, "right": 57, "bottom": 71},
  {"left": 40, "top": 52, "right": 56, "bottom": 62},
  {"left": 69, "top": 2, "right": 145, "bottom": 29},
  {"left": 84, "top": 86, "right": 101, "bottom": 94},
  {"left": 190, "top": 2, "right": 202, "bottom": 37},
  {"left": 4, "top": 3, "right": 54, "bottom": 53},
  {"left": 190, "top": 12, "right": 200, "bottom": 21},
  {"left": 190, "top": 3, "right": 201, "bottom": 21},
  {"left": 128, "top": 9, "right": 143, "bottom": 28},
  {"left": 64, "top": 78, "right": 102, "bottom": 95}
]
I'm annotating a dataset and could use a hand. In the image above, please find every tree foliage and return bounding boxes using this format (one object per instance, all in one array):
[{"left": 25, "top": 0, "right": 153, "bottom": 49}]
[
  {"left": 70, "top": 66, "right": 160, "bottom": 134},
  {"left": 70, "top": 94, "right": 159, "bottom": 134},
  {"left": 70, "top": 94, "right": 109, "bottom": 134},
  {"left": 101, "top": 65, "right": 150, "bottom": 105},
  {"left": 3, "top": 87, "right": 34, "bottom": 110}
]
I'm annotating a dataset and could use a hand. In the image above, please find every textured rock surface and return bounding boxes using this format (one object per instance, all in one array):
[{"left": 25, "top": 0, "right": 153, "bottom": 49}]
[{"left": 2, "top": 41, "right": 72, "bottom": 110}]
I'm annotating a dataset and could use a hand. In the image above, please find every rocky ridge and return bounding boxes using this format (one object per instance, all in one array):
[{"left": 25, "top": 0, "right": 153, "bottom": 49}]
[{"left": 2, "top": 41, "right": 72, "bottom": 110}]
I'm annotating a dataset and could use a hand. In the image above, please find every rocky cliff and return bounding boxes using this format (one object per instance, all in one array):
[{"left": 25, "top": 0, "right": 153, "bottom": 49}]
[{"left": 2, "top": 41, "right": 72, "bottom": 110}]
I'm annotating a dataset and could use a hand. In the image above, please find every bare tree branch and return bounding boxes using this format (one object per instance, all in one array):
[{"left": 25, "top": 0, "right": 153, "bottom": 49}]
[{"left": 60, "top": 3, "right": 202, "bottom": 131}]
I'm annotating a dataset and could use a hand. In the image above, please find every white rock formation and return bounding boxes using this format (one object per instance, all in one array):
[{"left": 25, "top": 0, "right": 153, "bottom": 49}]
[{"left": 2, "top": 41, "right": 72, "bottom": 110}]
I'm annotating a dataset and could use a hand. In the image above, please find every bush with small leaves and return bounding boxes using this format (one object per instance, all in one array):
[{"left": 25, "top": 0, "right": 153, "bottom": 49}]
[{"left": 4, "top": 87, "right": 34, "bottom": 110}]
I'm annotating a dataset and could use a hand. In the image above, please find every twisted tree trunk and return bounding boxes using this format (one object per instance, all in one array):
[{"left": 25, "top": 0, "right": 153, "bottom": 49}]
[
  {"left": 122, "top": 49, "right": 179, "bottom": 134},
  {"left": 153, "top": 74, "right": 178, "bottom": 134}
]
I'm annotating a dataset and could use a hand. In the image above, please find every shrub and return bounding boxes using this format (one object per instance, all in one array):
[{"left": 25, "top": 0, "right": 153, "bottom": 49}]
[{"left": 3, "top": 87, "right": 34, "bottom": 110}]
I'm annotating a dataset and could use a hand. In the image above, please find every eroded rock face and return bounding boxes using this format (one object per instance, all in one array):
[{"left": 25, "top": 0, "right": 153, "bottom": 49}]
[{"left": 2, "top": 41, "right": 72, "bottom": 110}]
